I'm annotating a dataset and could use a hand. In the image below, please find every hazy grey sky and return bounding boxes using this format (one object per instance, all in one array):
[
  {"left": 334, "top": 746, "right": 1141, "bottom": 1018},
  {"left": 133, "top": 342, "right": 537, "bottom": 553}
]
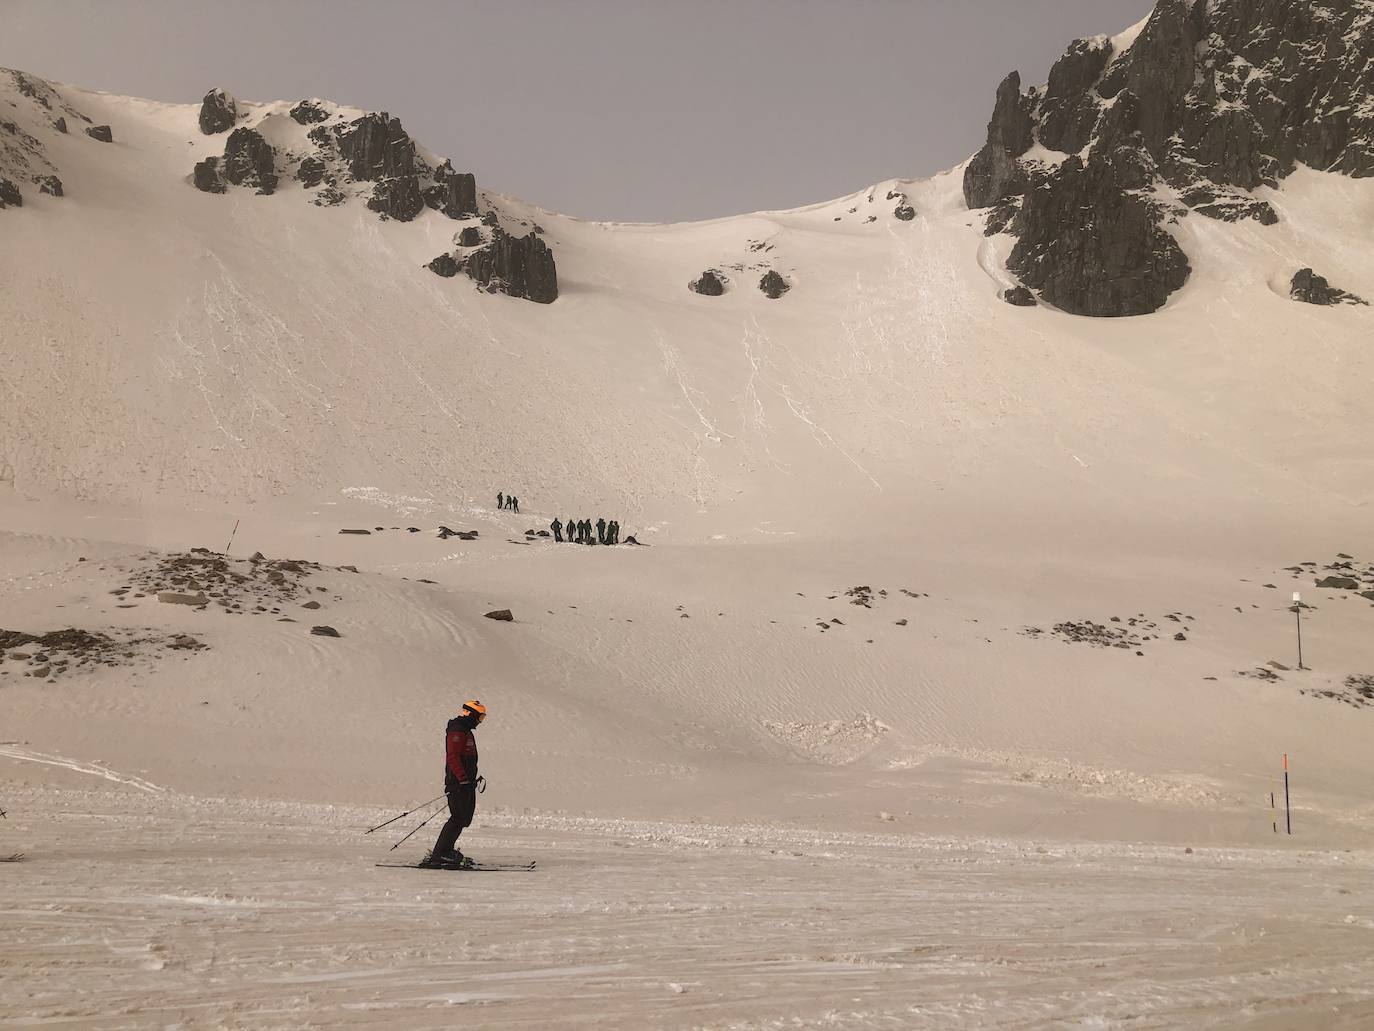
[{"left": 3, "top": 0, "right": 1150, "bottom": 222}]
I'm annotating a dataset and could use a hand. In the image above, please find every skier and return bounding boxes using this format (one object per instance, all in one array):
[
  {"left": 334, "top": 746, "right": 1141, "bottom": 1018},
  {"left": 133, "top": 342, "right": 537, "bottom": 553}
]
[
  {"left": 566, "top": 517, "right": 576, "bottom": 542},
  {"left": 596, "top": 517, "right": 607, "bottom": 545},
  {"left": 511, "top": 496, "right": 520, "bottom": 514},
  {"left": 608, "top": 520, "right": 619, "bottom": 545},
  {"left": 425, "top": 700, "right": 488, "bottom": 868},
  {"left": 497, "top": 491, "right": 504, "bottom": 510},
  {"left": 551, "top": 517, "right": 563, "bottom": 543}
]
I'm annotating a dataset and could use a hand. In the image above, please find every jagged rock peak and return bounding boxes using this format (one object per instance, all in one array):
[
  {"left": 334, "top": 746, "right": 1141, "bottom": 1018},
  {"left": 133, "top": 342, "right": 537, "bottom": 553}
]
[
  {"left": 1291, "top": 269, "right": 1368, "bottom": 307},
  {"left": 963, "top": 0, "right": 1374, "bottom": 317},
  {"left": 223, "top": 127, "right": 278, "bottom": 194},
  {"left": 334, "top": 112, "right": 416, "bottom": 181},
  {"left": 289, "top": 99, "right": 330, "bottom": 125},
  {"left": 198, "top": 88, "right": 237, "bottom": 135}
]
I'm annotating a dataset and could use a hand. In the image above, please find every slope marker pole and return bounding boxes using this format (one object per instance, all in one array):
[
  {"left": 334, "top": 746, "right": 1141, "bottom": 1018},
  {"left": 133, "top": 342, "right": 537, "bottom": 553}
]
[
  {"left": 1283, "top": 754, "right": 1291, "bottom": 835},
  {"left": 1292, "top": 592, "right": 1305, "bottom": 670},
  {"left": 223, "top": 519, "right": 241, "bottom": 557}
]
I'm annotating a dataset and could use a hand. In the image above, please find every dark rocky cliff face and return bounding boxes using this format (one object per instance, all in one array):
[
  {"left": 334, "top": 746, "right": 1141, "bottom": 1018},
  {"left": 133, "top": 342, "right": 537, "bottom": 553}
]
[
  {"left": 965, "top": 0, "right": 1374, "bottom": 317},
  {"left": 459, "top": 227, "right": 558, "bottom": 304},
  {"left": 198, "top": 89, "right": 237, "bottom": 134}
]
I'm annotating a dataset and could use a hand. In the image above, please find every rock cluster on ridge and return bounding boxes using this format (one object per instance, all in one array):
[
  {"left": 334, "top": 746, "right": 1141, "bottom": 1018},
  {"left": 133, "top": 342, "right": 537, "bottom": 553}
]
[
  {"left": 198, "top": 88, "right": 237, "bottom": 134},
  {"left": 1290, "top": 268, "right": 1367, "bottom": 307},
  {"left": 965, "top": 0, "right": 1374, "bottom": 317}
]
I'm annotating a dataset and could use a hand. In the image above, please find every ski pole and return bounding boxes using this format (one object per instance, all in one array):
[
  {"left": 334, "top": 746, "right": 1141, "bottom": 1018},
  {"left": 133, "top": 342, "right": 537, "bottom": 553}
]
[
  {"left": 364, "top": 793, "right": 446, "bottom": 835},
  {"left": 389, "top": 801, "right": 449, "bottom": 851}
]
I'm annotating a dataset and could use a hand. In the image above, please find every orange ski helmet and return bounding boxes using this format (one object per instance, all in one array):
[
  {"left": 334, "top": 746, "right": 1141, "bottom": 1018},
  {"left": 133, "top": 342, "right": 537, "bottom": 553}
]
[{"left": 462, "top": 700, "right": 488, "bottom": 724}]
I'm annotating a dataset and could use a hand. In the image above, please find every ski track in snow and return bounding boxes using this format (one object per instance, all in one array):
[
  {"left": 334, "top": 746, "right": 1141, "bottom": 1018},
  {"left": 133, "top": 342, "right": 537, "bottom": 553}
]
[{"left": 0, "top": 745, "right": 166, "bottom": 793}]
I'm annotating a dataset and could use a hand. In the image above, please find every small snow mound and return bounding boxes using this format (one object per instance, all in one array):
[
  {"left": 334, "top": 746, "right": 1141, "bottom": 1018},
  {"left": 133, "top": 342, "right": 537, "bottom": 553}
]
[{"left": 761, "top": 712, "right": 890, "bottom": 765}]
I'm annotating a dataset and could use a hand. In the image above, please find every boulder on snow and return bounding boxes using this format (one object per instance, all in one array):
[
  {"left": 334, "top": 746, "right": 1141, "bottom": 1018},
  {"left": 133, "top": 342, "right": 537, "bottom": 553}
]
[
  {"left": 310, "top": 625, "right": 341, "bottom": 637},
  {"left": 0, "top": 177, "right": 21, "bottom": 208},
  {"left": 690, "top": 270, "right": 726, "bottom": 296},
  {"left": 427, "top": 253, "right": 461, "bottom": 278},
  {"left": 893, "top": 204, "right": 916, "bottom": 221},
  {"left": 1316, "top": 576, "right": 1360, "bottom": 590},
  {"left": 157, "top": 591, "right": 208, "bottom": 607},
  {"left": 1002, "top": 286, "right": 1036, "bottom": 307},
  {"left": 458, "top": 226, "right": 484, "bottom": 247},
  {"left": 759, "top": 270, "right": 790, "bottom": 299},
  {"left": 53, "top": 116, "right": 67, "bottom": 134},
  {"left": 222, "top": 127, "right": 278, "bottom": 194},
  {"left": 192, "top": 156, "right": 226, "bottom": 194},
  {"left": 35, "top": 174, "right": 63, "bottom": 197},
  {"left": 1291, "top": 268, "right": 1367, "bottom": 307},
  {"left": 85, "top": 124, "right": 113, "bottom": 143},
  {"left": 484, "top": 609, "right": 514, "bottom": 622},
  {"left": 198, "top": 88, "right": 238, "bottom": 134}
]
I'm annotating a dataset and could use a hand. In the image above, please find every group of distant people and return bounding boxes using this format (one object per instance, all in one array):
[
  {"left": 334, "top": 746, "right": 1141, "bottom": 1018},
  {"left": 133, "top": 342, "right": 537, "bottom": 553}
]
[
  {"left": 496, "top": 491, "right": 520, "bottom": 514},
  {"left": 552, "top": 517, "right": 621, "bottom": 545}
]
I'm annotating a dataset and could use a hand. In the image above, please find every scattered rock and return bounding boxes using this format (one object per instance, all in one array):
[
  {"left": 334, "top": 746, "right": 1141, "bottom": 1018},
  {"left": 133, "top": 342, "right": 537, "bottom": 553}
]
[
  {"left": 310, "top": 625, "right": 341, "bottom": 637},
  {"left": 222, "top": 127, "right": 278, "bottom": 194},
  {"left": 302, "top": 601, "right": 322, "bottom": 610},
  {"left": 690, "top": 270, "right": 726, "bottom": 296},
  {"left": 484, "top": 609, "right": 514, "bottom": 622},
  {"left": 339, "top": 529, "right": 372, "bottom": 535},
  {"left": 893, "top": 204, "right": 916, "bottom": 221},
  {"left": 759, "top": 270, "right": 789, "bottom": 299},
  {"left": 427, "top": 253, "right": 460, "bottom": 278},
  {"left": 192, "top": 156, "right": 226, "bottom": 194},
  {"left": 85, "top": 124, "right": 113, "bottom": 143},
  {"left": 458, "top": 226, "right": 483, "bottom": 247},
  {"left": 54, "top": 116, "right": 67, "bottom": 134},
  {"left": 0, "top": 178, "right": 21, "bottom": 209},
  {"left": 1316, "top": 576, "right": 1360, "bottom": 590},
  {"left": 1002, "top": 286, "right": 1036, "bottom": 307},
  {"left": 198, "top": 88, "right": 238, "bottom": 134}
]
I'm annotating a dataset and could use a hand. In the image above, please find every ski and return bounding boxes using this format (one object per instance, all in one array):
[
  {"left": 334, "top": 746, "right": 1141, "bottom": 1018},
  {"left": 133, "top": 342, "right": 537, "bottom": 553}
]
[
  {"left": 1, "top": 853, "right": 24, "bottom": 863},
  {"left": 375, "top": 860, "right": 536, "bottom": 872}
]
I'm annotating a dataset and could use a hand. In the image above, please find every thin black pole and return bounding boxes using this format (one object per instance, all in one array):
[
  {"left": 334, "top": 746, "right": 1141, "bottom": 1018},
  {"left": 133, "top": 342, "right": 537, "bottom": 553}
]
[
  {"left": 1295, "top": 606, "right": 1304, "bottom": 670},
  {"left": 364, "top": 793, "right": 446, "bottom": 834},
  {"left": 1283, "top": 754, "right": 1291, "bottom": 835},
  {"left": 223, "top": 519, "right": 241, "bottom": 557},
  {"left": 390, "top": 801, "right": 448, "bottom": 852},
  {"left": 1270, "top": 792, "right": 1276, "bottom": 834}
]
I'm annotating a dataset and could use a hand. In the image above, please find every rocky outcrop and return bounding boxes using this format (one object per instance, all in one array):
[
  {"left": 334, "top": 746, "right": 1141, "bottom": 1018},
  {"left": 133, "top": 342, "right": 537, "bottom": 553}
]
[
  {"left": 0, "top": 177, "right": 21, "bottom": 208},
  {"left": 964, "top": 0, "right": 1374, "bottom": 317},
  {"left": 690, "top": 270, "right": 725, "bottom": 296},
  {"left": 84, "top": 124, "right": 112, "bottom": 143},
  {"left": 457, "top": 226, "right": 483, "bottom": 247},
  {"left": 35, "top": 174, "right": 62, "bottom": 197},
  {"left": 759, "top": 270, "right": 790, "bottom": 299},
  {"left": 963, "top": 72, "right": 1035, "bottom": 209},
  {"left": 460, "top": 227, "right": 558, "bottom": 303},
  {"left": 894, "top": 203, "right": 916, "bottom": 221},
  {"left": 1008, "top": 155, "right": 1190, "bottom": 317},
  {"left": 198, "top": 88, "right": 237, "bottom": 134},
  {"left": 335, "top": 112, "right": 416, "bottom": 181},
  {"left": 422, "top": 160, "right": 478, "bottom": 218},
  {"left": 53, "top": 116, "right": 67, "bottom": 134},
  {"left": 1002, "top": 286, "right": 1036, "bottom": 307},
  {"left": 222, "top": 127, "right": 278, "bottom": 194},
  {"left": 366, "top": 175, "right": 424, "bottom": 221},
  {"left": 1290, "top": 269, "right": 1367, "bottom": 307},
  {"left": 288, "top": 99, "right": 330, "bottom": 125}
]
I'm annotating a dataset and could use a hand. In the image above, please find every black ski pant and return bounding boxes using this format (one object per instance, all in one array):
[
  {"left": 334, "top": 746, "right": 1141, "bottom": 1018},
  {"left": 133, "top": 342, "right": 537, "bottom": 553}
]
[{"left": 431, "top": 784, "right": 477, "bottom": 855}]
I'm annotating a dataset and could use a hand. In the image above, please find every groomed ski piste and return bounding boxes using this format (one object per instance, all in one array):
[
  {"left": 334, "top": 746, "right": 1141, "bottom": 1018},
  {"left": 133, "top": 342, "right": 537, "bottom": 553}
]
[{"left": 5, "top": 12, "right": 1374, "bottom": 1028}]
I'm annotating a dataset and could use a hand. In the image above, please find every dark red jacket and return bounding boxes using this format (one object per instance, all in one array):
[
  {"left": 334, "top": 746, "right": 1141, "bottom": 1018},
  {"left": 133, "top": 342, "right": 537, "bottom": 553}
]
[{"left": 444, "top": 717, "right": 478, "bottom": 790}]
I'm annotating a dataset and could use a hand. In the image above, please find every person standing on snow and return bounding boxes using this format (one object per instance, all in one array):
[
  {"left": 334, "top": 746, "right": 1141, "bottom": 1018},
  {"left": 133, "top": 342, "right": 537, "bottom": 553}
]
[
  {"left": 496, "top": 491, "right": 504, "bottom": 510},
  {"left": 425, "top": 700, "right": 488, "bottom": 868},
  {"left": 551, "top": 517, "right": 563, "bottom": 543}
]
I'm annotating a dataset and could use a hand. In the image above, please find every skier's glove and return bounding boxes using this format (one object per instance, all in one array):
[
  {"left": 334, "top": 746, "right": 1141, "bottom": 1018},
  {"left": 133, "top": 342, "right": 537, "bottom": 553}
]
[{"left": 475, "top": 775, "right": 487, "bottom": 794}]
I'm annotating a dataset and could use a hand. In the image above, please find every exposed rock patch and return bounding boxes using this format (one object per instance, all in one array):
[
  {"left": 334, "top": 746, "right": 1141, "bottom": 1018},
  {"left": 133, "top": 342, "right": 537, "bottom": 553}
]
[
  {"left": 84, "top": 124, "right": 112, "bottom": 143},
  {"left": 690, "top": 270, "right": 726, "bottom": 296},
  {"left": 288, "top": 99, "right": 330, "bottom": 125},
  {"left": 759, "top": 270, "right": 790, "bottom": 299},
  {"left": 1003, "top": 286, "right": 1036, "bottom": 307},
  {"left": 0, "top": 177, "right": 20, "bottom": 208},
  {"left": 456, "top": 227, "right": 558, "bottom": 303}
]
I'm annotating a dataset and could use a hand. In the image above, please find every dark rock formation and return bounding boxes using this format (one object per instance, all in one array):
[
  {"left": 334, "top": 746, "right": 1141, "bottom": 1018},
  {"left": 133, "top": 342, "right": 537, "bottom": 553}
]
[
  {"left": 192, "top": 156, "right": 225, "bottom": 194},
  {"left": 461, "top": 227, "right": 558, "bottom": 303},
  {"left": 295, "top": 156, "right": 326, "bottom": 188},
  {"left": 1007, "top": 155, "right": 1190, "bottom": 317},
  {"left": 484, "top": 609, "right": 514, "bottom": 622},
  {"left": 457, "top": 226, "right": 483, "bottom": 247},
  {"left": 310, "top": 625, "right": 341, "bottom": 637},
  {"left": 53, "top": 116, "right": 67, "bottom": 134},
  {"left": 34, "top": 174, "right": 62, "bottom": 197},
  {"left": 1291, "top": 269, "right": 1367, "bottom": 307},
  {"left": 366, "top": 175, "right": 424, "bottom": 221},
  {"left": 690, "top": 270, "right": 726, "bottom": 296},
  {"left": 222, "top": 127, "right": 278, "bottom": 194},
  {"left": 759, "top": 270, "right": 790, "bottom": 299},
  {"left": 85, "top": 124, "right": 112, "bottom": 143},
  {"left": 198, "top": 88, "right": 237, "bottom": 134},
  {"left": 893, "top": 204, "right": 916, "bottom": 221},
  {"left": 1316, "top": 576, "right": 1361, "bottom": 590},
  {"left": 964, "top": 0, "right": 1374, "bottom": 317},
  {"left": 422, "top": 160, "right": 478, "bottom": 218},
  {"left": 289, "top": 99, "right": 330, "bottom": 125},
  {"left": 963, "top": 72, "right": 1035, "bottom": 209},
  {"left": 427, "top": 253, "right": 461, "bottom": 278},
  {"left": 335, "top": 112, "right": 415, "bottom": 181},
  {"left": 1003, "top": 286, "right": 1036, "bottom": 307},
  {"left": 0, "top": 178, "right": 21, "bottom": 208}
]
